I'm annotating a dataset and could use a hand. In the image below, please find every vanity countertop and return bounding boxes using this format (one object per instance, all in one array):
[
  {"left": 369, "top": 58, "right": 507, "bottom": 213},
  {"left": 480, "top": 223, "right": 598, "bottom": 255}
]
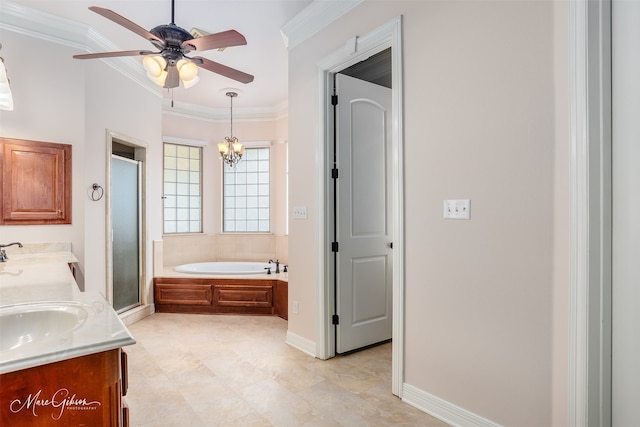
[{"left": 0, "top": 252, "right": 136, "bottom": 374}]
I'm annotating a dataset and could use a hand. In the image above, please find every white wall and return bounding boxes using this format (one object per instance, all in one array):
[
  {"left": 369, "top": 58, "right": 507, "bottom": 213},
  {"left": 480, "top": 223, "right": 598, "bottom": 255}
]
[
  {"left": 287, "top": 1, "right": 569, "bottom": 425},
  {"left": 612, "top": 0, "right": 640, "bottom": 423}
]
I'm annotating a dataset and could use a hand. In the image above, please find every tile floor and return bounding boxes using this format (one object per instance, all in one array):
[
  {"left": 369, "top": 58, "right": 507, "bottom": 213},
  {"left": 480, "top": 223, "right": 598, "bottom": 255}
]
[{"left": 124, "top": 313, "right": 450, "bottom": 426}]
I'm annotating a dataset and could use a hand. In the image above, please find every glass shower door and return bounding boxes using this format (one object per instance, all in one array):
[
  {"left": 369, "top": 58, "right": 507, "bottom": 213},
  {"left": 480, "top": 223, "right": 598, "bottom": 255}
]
[{"left": 112, "top": 155, "right": 141, "bottom": 312}]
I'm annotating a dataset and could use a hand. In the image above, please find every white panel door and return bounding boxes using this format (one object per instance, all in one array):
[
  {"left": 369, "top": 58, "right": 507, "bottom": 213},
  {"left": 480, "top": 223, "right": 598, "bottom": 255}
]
[{"left": 336, "top": 74, "right": 392, "bottom": 354}]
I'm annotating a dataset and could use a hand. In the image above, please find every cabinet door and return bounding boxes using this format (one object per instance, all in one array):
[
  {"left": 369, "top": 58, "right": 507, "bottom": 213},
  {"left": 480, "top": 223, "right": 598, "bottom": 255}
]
[
  {"left": 0, "top": 349, "right": 122, "bottom": 425},
  {"left": 214, "top": 284, "right": 273, "bottom": 308},
  {"left": 0, "top": 138, "right": 72, "bottom": 224},
  {"left": 155, "top": 282, "right": 213, "bottom": 305}
]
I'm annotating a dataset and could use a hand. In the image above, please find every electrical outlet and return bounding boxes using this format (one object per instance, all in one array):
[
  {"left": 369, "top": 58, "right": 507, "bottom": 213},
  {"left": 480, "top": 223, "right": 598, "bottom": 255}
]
[
  {"left": 293, "top": 301, "right": 299, "bottom": 315},
  {"left": 443, "top": 199, "right": 471, "bottom": 220},
  {"left": 292, "top": 206, "right": 307, "bottom": 219}
]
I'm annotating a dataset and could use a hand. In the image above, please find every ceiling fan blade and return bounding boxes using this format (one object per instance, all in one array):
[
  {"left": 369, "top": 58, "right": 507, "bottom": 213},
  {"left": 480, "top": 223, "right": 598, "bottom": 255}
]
[
  {"left": 193, "top": 57, "right": 254, "bottom": 84},
  {"left": 73, "top": 50, "right": 155, "bottom": 60},
  {"left": 88, "top": 6, "right": 165, "bottom": 48},
  {"left": 182, "top": 30, "right": 247, "bottom": 52},
  {"left": 164, "top": 65, "right": 180, "bottom": 89}
]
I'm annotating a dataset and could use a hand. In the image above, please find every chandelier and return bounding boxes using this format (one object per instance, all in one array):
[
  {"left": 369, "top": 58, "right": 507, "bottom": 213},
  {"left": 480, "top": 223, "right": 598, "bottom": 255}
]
[{"left": 218, "top": 91, "right": 244, "bottom": 167}]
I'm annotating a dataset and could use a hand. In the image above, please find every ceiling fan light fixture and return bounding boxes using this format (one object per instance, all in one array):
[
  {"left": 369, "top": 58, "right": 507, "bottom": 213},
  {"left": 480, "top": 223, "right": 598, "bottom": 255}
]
[
  {"left": 73, "top": 3, "right": 254, "bottom": 89},
  {"left": 176, "top": 59, "right": 199, "bottom": 88},
  {"left": 0, "top": 44, "right": 13, "bottom": 111},
  {"left": 180, "top": 60, "right": 198, "bottom": 80},
  {"left": 143, "top": 55, "right": 166, "bottom": 75},
  {"left": 0, "top": 84, "right": 14, "bottom": 111}
]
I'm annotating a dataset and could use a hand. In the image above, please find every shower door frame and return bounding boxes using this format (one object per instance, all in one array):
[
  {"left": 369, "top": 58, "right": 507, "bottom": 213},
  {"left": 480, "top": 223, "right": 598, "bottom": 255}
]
[{"left": 105, "top": 130, "right": 148, "bottom": 315}]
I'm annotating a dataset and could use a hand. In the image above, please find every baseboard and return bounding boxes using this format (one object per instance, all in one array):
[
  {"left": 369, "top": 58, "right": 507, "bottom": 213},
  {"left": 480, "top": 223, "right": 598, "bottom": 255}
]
[
  {"left": 285, "top": 330, "right": 317, "bottom": 357},
  {"left": 402, "top": 383, "right": 502, "bottom": 427}
]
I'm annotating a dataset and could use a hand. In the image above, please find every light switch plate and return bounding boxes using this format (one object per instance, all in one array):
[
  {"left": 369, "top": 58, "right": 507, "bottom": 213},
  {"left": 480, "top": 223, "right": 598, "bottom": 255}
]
[
  {"left": 292, "top": 206, "right": 307, "bottom": 219},
  {"left": 443, "top": 199, "right": 470, "bottom": 220}
]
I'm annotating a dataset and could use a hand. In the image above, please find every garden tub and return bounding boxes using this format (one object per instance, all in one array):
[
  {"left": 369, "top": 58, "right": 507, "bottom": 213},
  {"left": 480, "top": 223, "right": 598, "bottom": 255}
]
[{"left": 174, "top": 262, "right": 272, "bottom": 275}]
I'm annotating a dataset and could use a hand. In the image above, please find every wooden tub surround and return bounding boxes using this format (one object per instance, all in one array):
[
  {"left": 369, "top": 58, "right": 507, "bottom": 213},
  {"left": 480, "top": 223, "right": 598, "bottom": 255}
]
[{"left": 154, "top": 278, "right": 288, "bottom": 320}]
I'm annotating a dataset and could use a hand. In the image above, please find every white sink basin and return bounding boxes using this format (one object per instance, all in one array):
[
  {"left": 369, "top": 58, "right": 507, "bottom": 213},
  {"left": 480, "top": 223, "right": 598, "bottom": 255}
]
[{"left": 0, "top": 302, "right": 89, "bottom": 352}]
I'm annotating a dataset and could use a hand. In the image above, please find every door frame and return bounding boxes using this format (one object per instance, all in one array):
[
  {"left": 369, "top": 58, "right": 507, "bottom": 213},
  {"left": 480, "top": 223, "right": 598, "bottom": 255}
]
[
  {"left": 105, "top": 130, "right": 148, "bottom": 315},
  {"left": 315, "top": 17, "right": 404, "bottom": 396},
  {"left": 569, "top": 0, "right": 612, "bottom": 425}
]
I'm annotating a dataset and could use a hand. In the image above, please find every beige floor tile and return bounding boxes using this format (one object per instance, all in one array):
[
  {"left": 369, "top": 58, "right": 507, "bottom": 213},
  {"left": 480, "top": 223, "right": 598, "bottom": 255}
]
[
  {"left": 125, "top": 313, "right": 449, "bottom": 427},
  {"left": 298, "top": 379, "right": 382, "bottom": 426},
  {"left": 240, "top": 378, "right": 339, "bottom": 427}
]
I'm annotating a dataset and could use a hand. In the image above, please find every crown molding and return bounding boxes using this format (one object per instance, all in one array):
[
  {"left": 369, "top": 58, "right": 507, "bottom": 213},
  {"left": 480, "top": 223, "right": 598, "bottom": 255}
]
[
  {"left": 162, "top": 98, "right": 288, "bottom": 122},
  {"left": 280, "top": 0, "right": 364, "bottom": 50},
  {"left": 0, "top": 1, "right": 161, "bottom": 98},
  {"left": 0, "top": 2, "right": 87, "bottom": 48}
]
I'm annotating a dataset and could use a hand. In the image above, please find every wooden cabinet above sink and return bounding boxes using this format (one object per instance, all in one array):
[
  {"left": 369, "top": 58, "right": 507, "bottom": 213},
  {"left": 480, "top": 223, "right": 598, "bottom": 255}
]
[{"left": 0, "top": 138, "right": 72, "bottom": 225}]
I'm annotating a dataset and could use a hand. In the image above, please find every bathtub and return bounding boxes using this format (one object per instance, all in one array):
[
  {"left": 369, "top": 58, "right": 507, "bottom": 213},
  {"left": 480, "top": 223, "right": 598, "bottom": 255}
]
[{"left": 174, "top": 262, "right": 273, "bottom": 275}]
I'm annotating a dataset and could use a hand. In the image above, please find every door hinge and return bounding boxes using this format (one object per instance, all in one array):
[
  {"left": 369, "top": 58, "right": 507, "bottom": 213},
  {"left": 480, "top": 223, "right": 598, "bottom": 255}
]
[
  {"left": 331, "top": 94, "right": 338, "bottom": 106},
  {"left": 331, "top": 168, "right": 339, "bottom": 179},
  {"left": 332, "top": 314, "right": 340, "bottom": 325},
  {"left": 332, "top": 242, "right": 339, "bottom": 252}
]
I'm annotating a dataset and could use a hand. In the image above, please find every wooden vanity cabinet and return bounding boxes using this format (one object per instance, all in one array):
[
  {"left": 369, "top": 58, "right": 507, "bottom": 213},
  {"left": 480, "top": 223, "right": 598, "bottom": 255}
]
[
  {"left": 0, "top": 348, "right": 129, "bottom": 426},
  {"left": 154, "top": 278, "right": 288, "bottom": 319},
  {"left": 0, "top": 137, "right": 72, "bottom": 225}
]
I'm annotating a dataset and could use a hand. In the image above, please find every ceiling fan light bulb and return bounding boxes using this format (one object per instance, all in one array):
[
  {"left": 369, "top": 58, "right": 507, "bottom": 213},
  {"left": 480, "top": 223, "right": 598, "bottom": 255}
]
[
  {"left": 143, "top": 56, "right": 166, "bottom": 77},
  {"left": 178, "top": 60, "right": 199, "bottom": 81}
]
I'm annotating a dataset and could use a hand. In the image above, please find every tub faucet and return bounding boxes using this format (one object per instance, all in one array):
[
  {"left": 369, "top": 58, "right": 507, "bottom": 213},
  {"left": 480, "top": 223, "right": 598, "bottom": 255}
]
[
  {"left": 269, "top": 259, "right": 280, "bottom": 274},
  {"left": 0, "top": 242, "right": 23, "bottom": 262}
]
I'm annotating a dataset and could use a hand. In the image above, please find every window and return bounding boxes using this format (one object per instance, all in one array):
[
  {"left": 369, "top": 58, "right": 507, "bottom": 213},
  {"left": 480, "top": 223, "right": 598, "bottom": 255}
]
[
  {"left": 223, "top": 147, "right": 270, "bottom": 232},
  {"left": 163, "top": 143, "right": 201, "bottom": 233}
]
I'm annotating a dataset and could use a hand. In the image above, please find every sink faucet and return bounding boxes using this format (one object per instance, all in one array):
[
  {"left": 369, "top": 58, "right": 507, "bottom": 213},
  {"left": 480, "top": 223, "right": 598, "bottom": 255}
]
[
  {"left": 0, "top": 242, "right": 23, "bottom": 262},
  {"left": 269, "top": 259, "right": 280, "bottom": 274}
]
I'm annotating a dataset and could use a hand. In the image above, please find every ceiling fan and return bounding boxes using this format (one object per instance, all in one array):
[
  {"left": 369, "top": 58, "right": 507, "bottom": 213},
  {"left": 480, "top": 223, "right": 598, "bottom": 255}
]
[{"left": 73, "top": 0, "right": 254, "bottom": 89}]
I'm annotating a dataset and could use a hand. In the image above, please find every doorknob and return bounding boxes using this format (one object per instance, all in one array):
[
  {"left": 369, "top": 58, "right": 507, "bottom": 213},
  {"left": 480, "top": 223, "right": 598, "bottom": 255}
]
[{"left": 388, "top": 242, "right": 393, "bottom": 249}]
